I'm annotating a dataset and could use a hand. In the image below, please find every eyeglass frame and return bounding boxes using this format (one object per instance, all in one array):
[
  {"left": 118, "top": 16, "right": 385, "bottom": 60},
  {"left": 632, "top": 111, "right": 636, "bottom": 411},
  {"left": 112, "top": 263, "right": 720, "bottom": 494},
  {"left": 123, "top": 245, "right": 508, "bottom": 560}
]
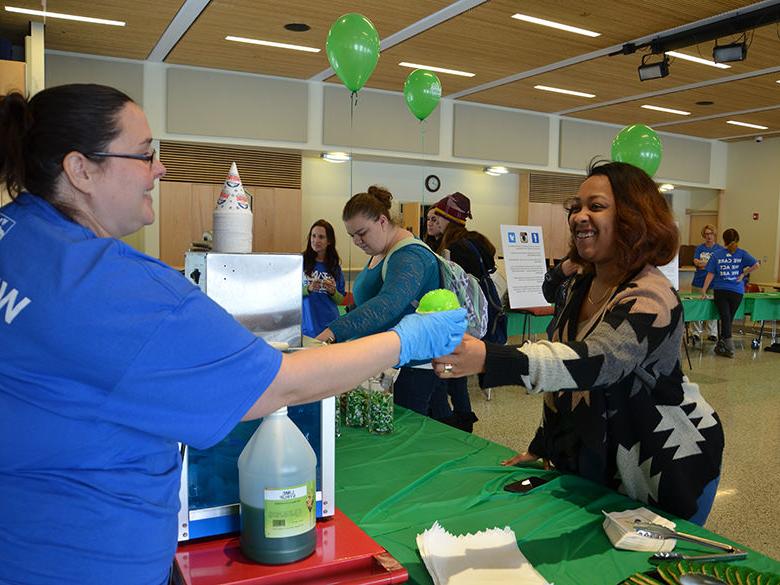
[{"left": 85, "top": 148, "right": 157, "bottom": 168}]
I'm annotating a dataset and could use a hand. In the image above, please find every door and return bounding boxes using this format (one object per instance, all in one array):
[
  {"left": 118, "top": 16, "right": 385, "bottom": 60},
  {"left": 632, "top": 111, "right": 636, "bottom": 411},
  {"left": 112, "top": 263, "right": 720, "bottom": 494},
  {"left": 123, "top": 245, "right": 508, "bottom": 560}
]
[{"left": 689, "top": 214, "right": 718, "bottom": 245}]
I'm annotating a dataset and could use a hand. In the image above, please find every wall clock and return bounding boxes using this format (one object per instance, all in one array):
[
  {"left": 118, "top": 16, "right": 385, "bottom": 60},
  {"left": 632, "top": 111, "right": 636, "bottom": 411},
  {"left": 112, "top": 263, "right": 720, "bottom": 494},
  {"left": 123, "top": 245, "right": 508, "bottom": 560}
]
[{"left": 425, "top": 174, "right": 441, "bottom": 193}]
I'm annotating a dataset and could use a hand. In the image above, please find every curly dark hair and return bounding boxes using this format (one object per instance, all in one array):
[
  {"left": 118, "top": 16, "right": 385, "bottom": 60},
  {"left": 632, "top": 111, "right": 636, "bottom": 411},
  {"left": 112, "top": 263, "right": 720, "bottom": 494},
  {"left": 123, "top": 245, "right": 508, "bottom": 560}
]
[
  {"left": 566, "top": 160, "right": 679, "bottom": 275},
  {"left": 302, "top": 219, "right": 342, "bottom": 278}
]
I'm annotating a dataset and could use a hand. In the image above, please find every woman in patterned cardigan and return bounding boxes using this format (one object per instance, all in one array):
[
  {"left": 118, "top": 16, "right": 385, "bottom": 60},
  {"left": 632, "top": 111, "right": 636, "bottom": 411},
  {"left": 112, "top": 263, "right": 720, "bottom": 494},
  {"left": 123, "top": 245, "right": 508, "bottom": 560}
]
[{"left": 434, "top": 161, "right": 724, "bottom": 524}]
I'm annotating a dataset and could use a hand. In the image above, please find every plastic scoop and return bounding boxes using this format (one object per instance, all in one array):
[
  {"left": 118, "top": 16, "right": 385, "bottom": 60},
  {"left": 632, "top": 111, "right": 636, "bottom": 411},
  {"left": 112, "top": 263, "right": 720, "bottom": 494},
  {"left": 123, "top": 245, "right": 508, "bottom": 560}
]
[{"left": 417, "top": 289, "right": 460, "bottom": 314}]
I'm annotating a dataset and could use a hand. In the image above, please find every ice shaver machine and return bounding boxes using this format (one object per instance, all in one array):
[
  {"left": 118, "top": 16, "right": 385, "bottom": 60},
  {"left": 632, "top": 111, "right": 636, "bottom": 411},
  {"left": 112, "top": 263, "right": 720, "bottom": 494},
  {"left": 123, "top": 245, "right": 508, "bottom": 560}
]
[{"left": 178, "top": 252, "right": 336, "bottom": 541}]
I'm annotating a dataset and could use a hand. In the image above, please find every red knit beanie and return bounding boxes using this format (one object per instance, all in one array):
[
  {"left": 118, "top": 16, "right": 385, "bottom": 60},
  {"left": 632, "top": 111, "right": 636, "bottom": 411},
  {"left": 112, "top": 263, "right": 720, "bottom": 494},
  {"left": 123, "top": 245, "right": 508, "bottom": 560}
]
[{"left": 432, "top": 192, "right": 472, "bottom": 225}]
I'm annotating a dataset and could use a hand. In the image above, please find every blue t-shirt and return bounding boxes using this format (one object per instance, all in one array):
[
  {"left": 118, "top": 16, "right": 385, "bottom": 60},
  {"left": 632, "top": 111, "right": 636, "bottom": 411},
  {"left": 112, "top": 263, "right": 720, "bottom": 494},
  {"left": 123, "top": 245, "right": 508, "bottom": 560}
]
[
  {"left": 329, "top": 244, "right": 439, "bottom": 342},
  {"left": 0, "top": 194, "right": 283, "bottom": 585},
  {"left": 302, "top": 260, "right": 344, "bottom": 337},
  {"left": 705, "top": 247, "right": 757, "bottom": 294},
  {"left": 692, "top": 243, "right": 723, "bottom": 288}
]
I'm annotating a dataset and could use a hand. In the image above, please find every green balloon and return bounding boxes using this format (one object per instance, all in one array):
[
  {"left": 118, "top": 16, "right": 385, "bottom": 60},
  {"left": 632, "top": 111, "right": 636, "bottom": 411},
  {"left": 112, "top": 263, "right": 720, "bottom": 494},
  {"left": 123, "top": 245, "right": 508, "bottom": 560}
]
[
  {"left": 403, "top": 69, "right": 442, "bottom": 121},
  {"left": 326, "top": 13, "right": 380, "bottom": 92},
  {"left": 611, "top": 124, "right": 663, "bottom": 176}
]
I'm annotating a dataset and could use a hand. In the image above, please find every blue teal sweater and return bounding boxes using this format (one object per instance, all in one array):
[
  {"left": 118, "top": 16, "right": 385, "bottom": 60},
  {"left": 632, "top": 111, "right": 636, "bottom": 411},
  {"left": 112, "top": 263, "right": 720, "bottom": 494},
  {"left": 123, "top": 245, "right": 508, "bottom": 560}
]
[{"left": 329, "top": 245, "right": 439, "bottom": 341}]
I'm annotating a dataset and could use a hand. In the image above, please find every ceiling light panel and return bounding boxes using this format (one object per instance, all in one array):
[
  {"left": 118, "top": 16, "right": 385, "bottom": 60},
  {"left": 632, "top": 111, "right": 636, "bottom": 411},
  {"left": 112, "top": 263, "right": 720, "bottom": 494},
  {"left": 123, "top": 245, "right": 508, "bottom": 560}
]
[
  {"left": 641, "top": 104, "right": 691, "bottom": 116},
  {"left": 665, "top": 51, "right": 730, "bottom": 69},
  {"left": 534, "top": 85, "right": 594, "bottom": 98},
  {"left": 226, "top": 36, "right": 320, "bottom": 53},
  {"left": 398, "top": 62, "right": 475, "bottom": 77},
  {"left": 511, "top": 13, "right": 600, "bottom": 37},
  {"left": 726, "top": 120, "right": 768, "bottom": 130},
  {"left": 4, "top": 6, "right": 125, "bottom": 26}
]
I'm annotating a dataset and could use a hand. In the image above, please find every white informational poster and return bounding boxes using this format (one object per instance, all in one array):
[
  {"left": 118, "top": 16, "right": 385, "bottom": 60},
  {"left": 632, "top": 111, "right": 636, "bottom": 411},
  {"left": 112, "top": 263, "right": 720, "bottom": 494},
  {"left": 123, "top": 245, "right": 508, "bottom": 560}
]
[
  {"left": 658, "top": 254, "right": 679, "bottom": 290},
  {"left": 500, "top": 225, "right": 549, "bottom": 309}
]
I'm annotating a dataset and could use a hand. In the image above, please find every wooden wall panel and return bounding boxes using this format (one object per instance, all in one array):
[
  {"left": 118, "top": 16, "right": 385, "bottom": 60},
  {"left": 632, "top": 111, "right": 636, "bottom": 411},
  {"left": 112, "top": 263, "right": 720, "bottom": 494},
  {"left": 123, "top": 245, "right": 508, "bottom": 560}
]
[
  {"left": 160, "top": 181, "right": 302, "bottom": 267},
  {"left": 0, "top": 60, "right": 25, "bottom": 95},
  {"left": 159, "top": 182, "right": 196, "bottom": 267}
]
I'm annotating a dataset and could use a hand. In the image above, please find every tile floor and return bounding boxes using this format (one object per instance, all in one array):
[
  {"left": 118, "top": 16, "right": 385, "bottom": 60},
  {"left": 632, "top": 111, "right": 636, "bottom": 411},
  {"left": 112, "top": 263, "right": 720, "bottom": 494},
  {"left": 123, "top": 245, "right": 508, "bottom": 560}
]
[{"left": 468, "top": 327, "right": 780, "bottom": 560}]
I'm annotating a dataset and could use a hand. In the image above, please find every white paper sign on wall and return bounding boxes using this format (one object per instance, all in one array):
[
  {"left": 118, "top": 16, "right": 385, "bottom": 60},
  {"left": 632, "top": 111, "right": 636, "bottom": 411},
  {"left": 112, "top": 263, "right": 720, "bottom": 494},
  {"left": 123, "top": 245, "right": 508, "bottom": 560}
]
[{"left": 500, "top": 225, "right": 549, "bottom": 309}]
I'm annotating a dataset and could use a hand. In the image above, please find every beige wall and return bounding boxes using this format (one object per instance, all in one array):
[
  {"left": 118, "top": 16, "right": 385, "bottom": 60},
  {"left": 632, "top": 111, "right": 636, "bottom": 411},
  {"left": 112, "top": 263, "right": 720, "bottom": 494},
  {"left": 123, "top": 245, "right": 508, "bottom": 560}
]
[
  {"left": 301, "top": 156, "right": 519, "bottom": 271},
  {"left": 167, "top": 67, "right": 308, "bottom": 142},
  {"left": 44, "top": 52, "right": 736, "bottom": 262},
  {"left": 453, "top": 103, "right": 548, "bottom": 166},
  {"left": 670, "top": 187, "right": 720, "bottom": 245},
  {"left": 559, "top": 119, "right": 712, "bottom": 184},
  {"left": 46, "top": 53, "right": 143, "bottom": 104},
  {"left": 323, "top": 86, "right": 439, "bottom": 154},
  {"left": 724, "top": 136, "right": 780, "bottom": 281}
]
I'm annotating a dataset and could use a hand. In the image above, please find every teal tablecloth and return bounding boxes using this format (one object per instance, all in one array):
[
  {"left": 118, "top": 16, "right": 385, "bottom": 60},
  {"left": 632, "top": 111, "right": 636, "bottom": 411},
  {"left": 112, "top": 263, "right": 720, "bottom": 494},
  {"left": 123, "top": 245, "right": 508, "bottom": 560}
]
[{"left": 335, "top": 407, "right": 780, "bottom": 585}]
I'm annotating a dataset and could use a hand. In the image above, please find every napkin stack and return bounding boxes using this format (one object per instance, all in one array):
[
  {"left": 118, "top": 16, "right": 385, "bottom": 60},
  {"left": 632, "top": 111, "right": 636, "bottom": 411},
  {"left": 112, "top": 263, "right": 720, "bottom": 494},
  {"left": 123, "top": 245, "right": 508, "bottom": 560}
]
[
  {"left": 602, "top": 508, "right": 677, "bottom": 552},
  {"left": 416, "top": 522, "right": 551, "bottom": 585},
  {"left": 212, "top": 162, "right": 253, "bottom": 253}
]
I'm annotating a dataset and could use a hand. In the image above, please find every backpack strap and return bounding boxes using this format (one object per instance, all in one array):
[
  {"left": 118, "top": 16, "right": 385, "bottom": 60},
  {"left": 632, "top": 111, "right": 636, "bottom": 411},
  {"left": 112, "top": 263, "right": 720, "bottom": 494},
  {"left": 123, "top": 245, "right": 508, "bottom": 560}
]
[
  {"left": 463, "top": 239, "right": 489, "bottom": 280},
  {"left": 380, "top": 237, "right": 434, "bottom": 281},
  {"left": 463, "top": 239, "right": 503, "bottom": 311}
]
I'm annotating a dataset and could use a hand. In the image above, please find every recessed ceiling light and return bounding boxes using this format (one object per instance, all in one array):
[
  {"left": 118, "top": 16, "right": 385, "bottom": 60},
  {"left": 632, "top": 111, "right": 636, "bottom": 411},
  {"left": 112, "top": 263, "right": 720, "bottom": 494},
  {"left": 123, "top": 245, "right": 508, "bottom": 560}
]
[
  {"left": 225, "top": 35, "right": 320, "bottom": 53},
  {"left": 398, "top": 62, "right": 475, "bottom": 77},
  {"left": 511, "top": 13, "right": 600, "bottom": 37},
  {"left": 726, "top": 120, "right": 768, "bottom": 130},
  {"left": 321, "top": 152, "right": 351, "bottom": 163},
  {"left": 641, "top": 104, "right": 690, "bottom": 116},
  {"left": 658, "top": 183, "right": 675, "bottom": 192},
  {"left": 4, "top": 5, "right": 125, "bottom": 26},
  {"left": 665, "top": 51, "right": 730, "bottom": 69},
  {"left": 484, "top": 166, "right": 509, "bottom": 176},
  {"left": 284, "top": 23, "right": 311, "bottom": 32},
  {"left": 534, "top": 85, "right": 595, "bottom": 98}
]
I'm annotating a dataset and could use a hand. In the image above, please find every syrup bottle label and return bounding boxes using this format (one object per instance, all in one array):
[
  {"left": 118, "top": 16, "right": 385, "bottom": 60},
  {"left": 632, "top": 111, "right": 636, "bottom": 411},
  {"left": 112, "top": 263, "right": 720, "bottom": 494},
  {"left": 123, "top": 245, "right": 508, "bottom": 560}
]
[{"left": 264, "top": 480, "right": 316, "bottom": 538}]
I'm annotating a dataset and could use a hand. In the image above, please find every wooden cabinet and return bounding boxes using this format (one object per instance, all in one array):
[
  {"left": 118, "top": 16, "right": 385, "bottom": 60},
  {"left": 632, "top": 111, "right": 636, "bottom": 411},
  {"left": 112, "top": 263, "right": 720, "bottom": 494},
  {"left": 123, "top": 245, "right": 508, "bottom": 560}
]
[{"left": 159, "top": 181, "right": 301, "bottom": 267}]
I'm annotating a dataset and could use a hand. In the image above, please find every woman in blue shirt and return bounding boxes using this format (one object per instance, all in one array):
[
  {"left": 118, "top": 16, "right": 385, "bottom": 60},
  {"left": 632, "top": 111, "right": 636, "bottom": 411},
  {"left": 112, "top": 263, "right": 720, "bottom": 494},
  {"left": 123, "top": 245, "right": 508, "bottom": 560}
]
[
  {"left": 302, "top": 219, "right": 344, "bottom": 338},
  {"left": 691, "top": 224, "right": 723, "bottom": 344},
  {"left": 0, "top": 85, "right": 466, "bottom": 585},
  {"left": 316, "top": 186, "right": 452, "bottom": 420},
  {"left": 701, "top": 228, "right": 759, "bottom": 358}
]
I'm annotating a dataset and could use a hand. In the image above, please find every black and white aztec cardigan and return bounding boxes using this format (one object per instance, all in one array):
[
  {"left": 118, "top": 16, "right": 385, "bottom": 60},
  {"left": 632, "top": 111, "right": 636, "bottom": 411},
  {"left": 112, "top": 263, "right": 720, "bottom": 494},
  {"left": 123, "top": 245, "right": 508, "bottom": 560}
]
[{"left": 482, "top": 265, "right": 724, "bottom": 520}]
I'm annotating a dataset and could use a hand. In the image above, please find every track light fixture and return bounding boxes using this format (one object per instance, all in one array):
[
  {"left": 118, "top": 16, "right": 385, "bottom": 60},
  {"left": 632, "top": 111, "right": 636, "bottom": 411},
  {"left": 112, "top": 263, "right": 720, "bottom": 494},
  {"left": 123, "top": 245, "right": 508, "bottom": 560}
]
[
  {"left": 638, "top": 54, "right": 669, "bottom": 81},
  {"left": 713, "top": 39, "right": 748, "bottom": 63}
]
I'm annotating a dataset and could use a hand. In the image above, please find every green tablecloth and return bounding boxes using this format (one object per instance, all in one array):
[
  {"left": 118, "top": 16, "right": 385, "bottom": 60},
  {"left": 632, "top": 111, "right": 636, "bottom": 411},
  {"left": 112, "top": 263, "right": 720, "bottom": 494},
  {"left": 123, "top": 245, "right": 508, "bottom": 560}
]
[
  {"left": 507, "top": 309, "right": 554, "bottom": 336},
  {"left": 679, "top": 292, "right": 780, "bottom": 323},
  {"left": 335, "top": 408, "right": 780, "bottom": 585},
  {"left": 746, "top": 292, "right": 780, "bottom": 321}
]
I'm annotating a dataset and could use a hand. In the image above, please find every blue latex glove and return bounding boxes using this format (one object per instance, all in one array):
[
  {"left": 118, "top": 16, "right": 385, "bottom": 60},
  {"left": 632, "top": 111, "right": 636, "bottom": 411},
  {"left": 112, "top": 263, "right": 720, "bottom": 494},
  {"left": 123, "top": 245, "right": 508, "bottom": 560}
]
[{"left": 390, "top": 308, "right": 467, "bottom": 367}]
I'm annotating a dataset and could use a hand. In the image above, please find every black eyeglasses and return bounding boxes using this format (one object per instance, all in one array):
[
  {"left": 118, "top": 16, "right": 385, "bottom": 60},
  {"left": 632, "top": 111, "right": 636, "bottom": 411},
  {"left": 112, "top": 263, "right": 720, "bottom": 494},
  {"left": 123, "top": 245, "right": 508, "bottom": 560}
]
[{"left": 86, "top": 148, "right": 157, "bottom": 168}]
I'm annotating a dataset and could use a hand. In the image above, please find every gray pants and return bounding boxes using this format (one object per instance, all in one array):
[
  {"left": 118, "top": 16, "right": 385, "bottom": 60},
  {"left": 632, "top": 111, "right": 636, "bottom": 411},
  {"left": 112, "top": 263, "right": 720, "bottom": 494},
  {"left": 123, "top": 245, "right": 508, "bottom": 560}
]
[{"left": 691, "top": 286, "right": 718, "bottom": 337}]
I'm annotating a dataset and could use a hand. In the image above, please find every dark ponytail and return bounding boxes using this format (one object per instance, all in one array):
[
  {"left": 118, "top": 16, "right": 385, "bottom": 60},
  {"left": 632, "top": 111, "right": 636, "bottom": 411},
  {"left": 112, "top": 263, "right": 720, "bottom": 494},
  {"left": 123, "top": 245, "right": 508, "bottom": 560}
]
[
  {"left": 0, "top": 84, "right": 133, "bottom": 203},
  {"left": 0, "top": 92, "right": 32, "bottom": 200}
]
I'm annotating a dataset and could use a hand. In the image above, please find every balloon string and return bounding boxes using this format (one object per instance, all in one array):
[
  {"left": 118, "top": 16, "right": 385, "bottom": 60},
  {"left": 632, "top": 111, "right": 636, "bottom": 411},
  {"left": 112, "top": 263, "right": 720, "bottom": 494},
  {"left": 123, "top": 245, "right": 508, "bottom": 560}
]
[
  {"left": 346, "top": 91, "right": 358, "bottom": 294},
  {"left": 420, "top": 120, "right": 426, "bottom": 229}
]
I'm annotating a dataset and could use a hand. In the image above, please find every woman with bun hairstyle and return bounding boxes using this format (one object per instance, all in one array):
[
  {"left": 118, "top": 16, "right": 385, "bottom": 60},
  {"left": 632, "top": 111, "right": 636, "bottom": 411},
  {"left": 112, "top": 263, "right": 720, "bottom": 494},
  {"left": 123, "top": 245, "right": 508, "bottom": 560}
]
[{"left": 316, "top": 186, "right": 453, "bottom": 420}]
